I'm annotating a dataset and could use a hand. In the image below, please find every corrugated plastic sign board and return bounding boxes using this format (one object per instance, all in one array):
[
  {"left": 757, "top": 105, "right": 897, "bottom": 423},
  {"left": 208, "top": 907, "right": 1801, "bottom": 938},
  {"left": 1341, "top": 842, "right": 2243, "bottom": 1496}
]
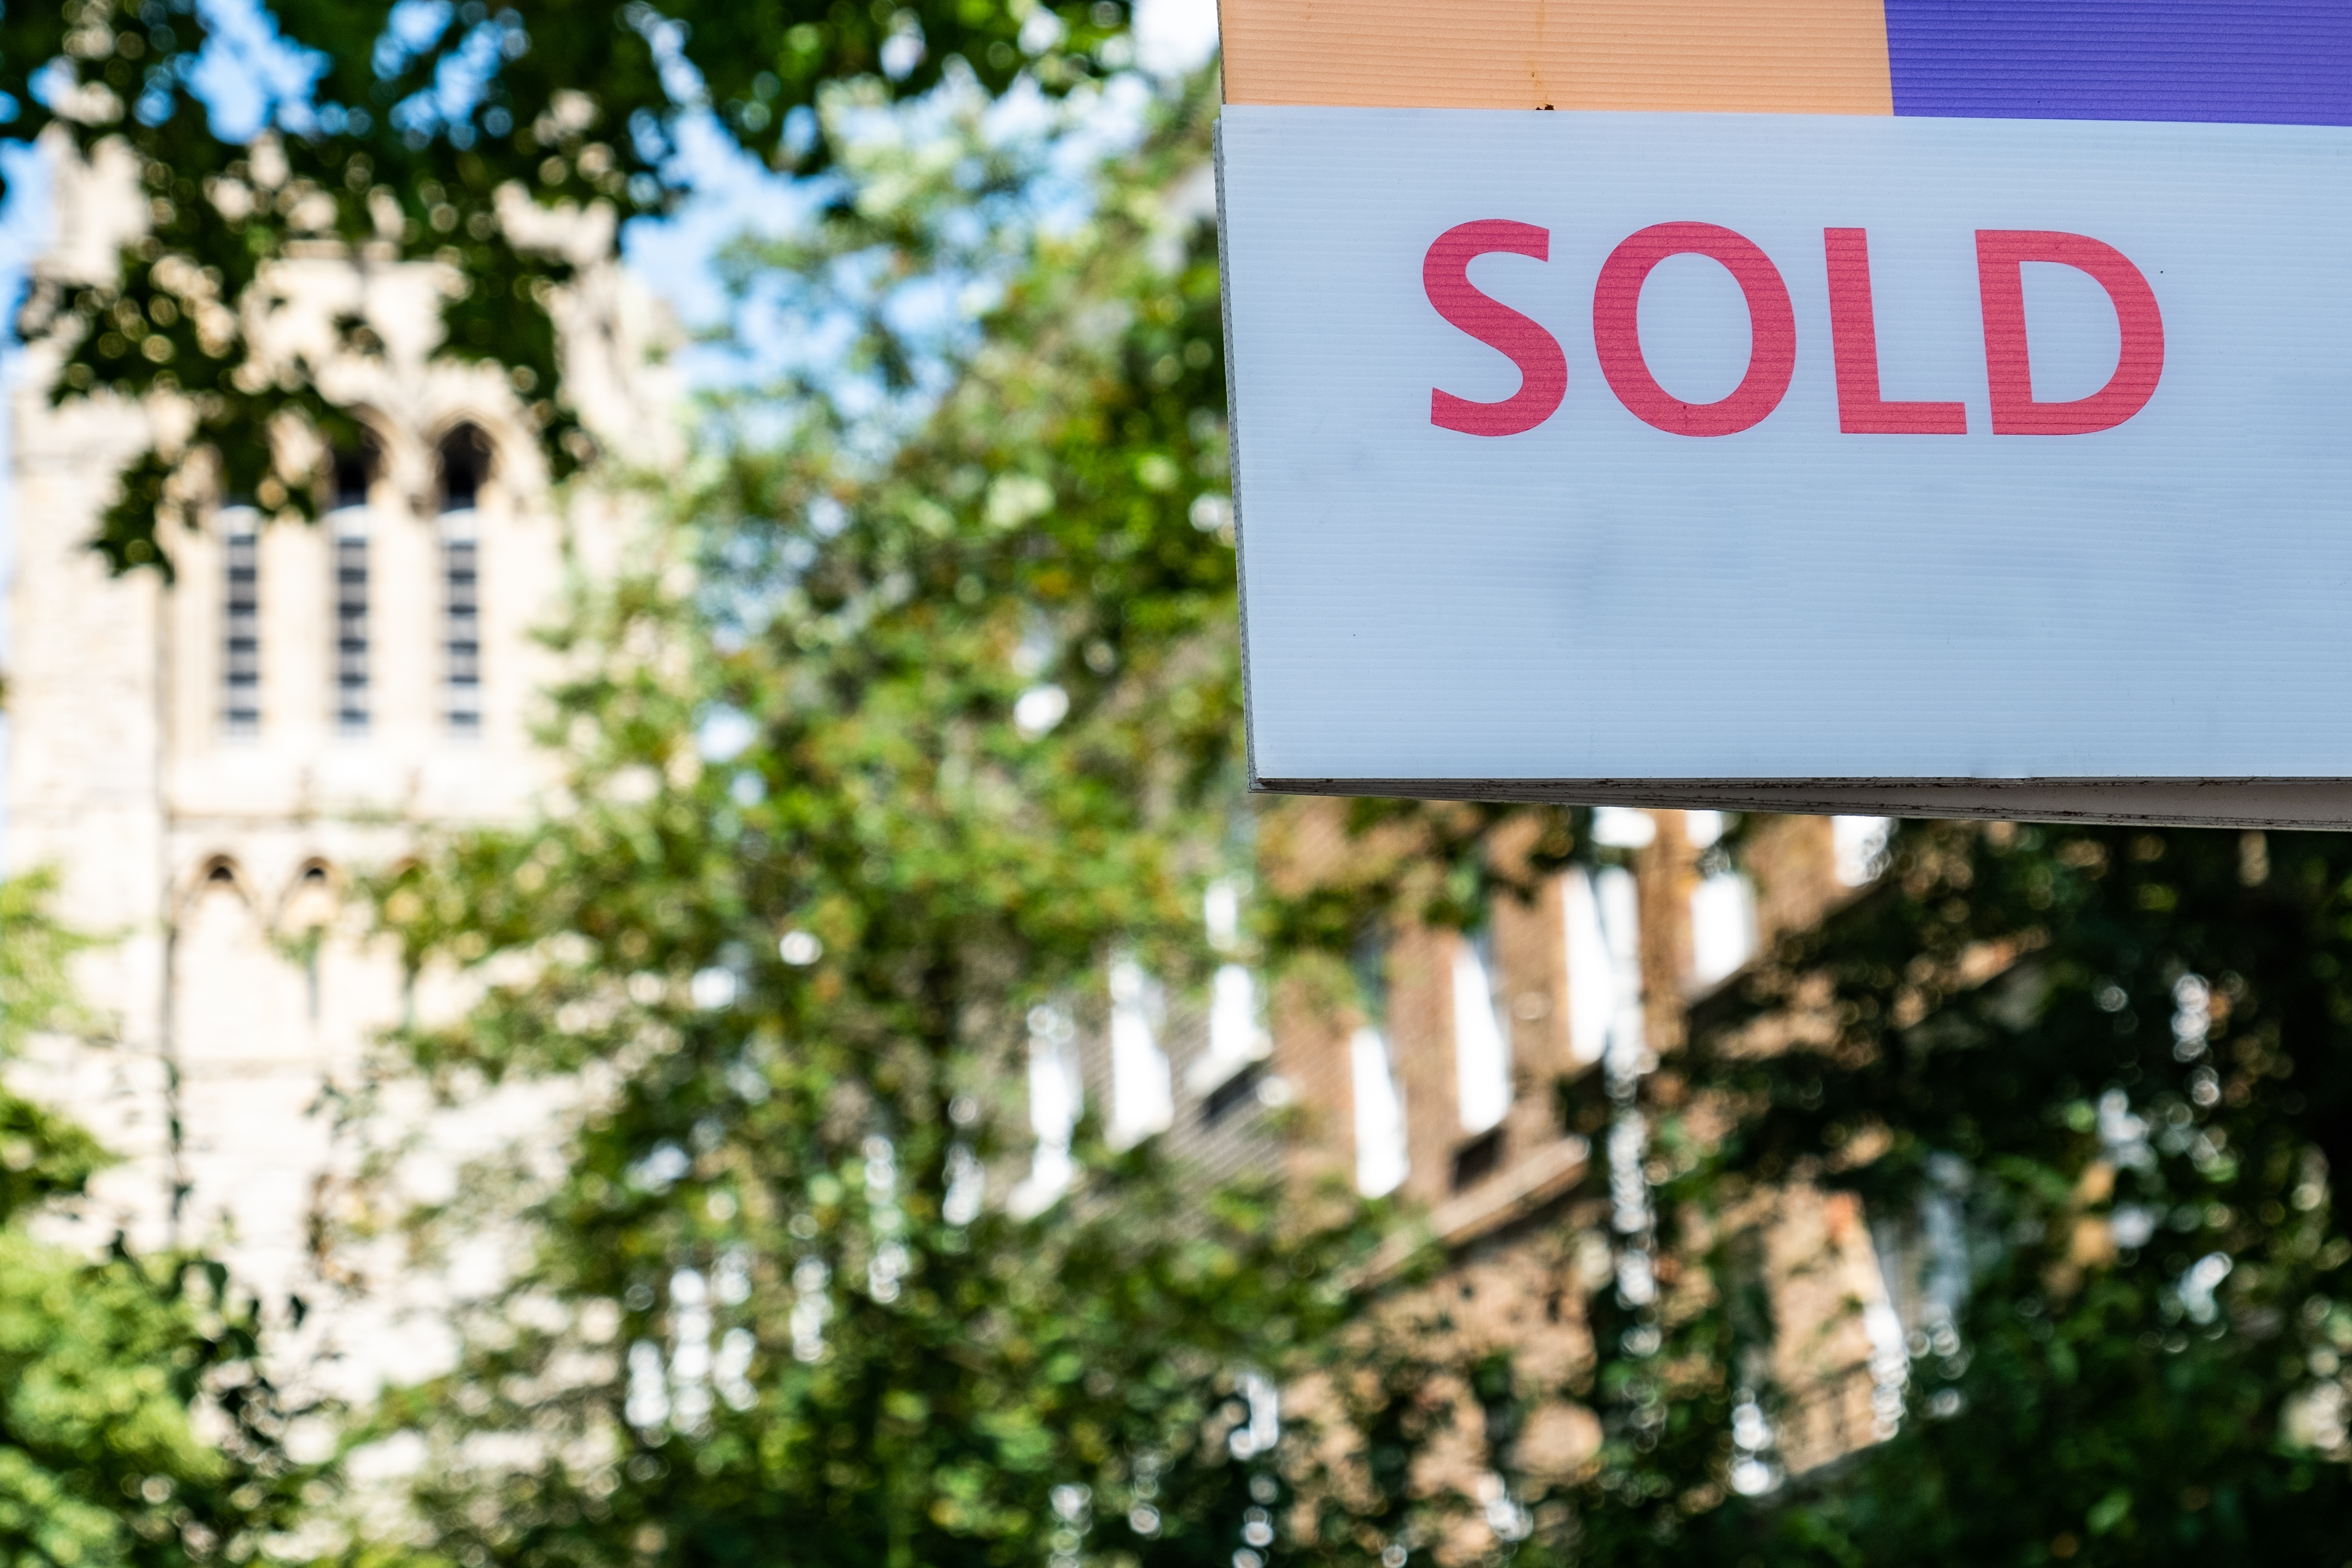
[{"left": 1216, "top": 0, "right": 2352, "bottom": 826}]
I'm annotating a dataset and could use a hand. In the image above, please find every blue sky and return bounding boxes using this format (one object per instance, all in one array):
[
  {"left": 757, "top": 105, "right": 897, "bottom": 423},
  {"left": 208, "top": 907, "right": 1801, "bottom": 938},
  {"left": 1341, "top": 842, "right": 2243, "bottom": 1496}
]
[{"left": 628, "top": 0, "right": 1216, "bottom": 335}]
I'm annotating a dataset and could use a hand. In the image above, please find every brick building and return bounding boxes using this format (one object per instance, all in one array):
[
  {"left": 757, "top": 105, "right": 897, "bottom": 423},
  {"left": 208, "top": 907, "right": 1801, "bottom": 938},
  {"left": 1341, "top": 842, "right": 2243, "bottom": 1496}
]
[{"left": 1018, "top": 794, "right": 1910, "bottom": 1519}]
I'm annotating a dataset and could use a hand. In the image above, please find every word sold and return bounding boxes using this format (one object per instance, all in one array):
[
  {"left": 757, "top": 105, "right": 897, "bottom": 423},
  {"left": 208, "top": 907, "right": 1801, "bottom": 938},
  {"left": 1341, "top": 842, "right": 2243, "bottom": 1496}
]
[{"left": 1424, "top": 220, "right": 2165, "bottom": 439}]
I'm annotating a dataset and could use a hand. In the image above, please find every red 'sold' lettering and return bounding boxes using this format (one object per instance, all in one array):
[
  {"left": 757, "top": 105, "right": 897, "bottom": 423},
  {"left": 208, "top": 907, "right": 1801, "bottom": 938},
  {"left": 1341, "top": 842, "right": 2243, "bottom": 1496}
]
[
  {"left": 1423, "top": 220, "right": 1569, "bottom": 437},
  {"left": 1418, "top": 221, "right": 2165, "bottom": 439},
  {"left": 1976, "top": 230, "right": 2166, "bottom": 435},
  {"left": 1594, "top": 222, "right": 1798, "bottom": 437},
  {"left": 1825, "top": 227, "right": 1968, "bottom": 434}
]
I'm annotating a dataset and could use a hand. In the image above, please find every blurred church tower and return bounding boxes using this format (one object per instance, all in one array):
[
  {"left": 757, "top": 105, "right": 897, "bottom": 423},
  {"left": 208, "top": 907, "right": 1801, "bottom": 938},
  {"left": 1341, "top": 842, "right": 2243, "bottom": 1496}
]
[{"left": 2, "top": 132, "right": 674, "bottom": 1392}]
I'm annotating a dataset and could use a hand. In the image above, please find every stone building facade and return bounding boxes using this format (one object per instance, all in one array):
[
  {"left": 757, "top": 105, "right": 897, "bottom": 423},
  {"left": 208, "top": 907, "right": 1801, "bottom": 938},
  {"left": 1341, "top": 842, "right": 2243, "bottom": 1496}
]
[{"left": 2, "top": 134, "right": 673, "bottom": 1398}]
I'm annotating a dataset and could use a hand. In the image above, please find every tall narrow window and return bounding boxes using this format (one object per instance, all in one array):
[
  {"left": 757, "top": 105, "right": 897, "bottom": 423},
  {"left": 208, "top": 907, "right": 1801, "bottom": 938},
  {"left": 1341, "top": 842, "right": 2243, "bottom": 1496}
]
[
  {"left": 1577, "top": 809, "right": 1657, "bottom": 1083},
  {"left": 1687, "top": 811, "right": 1759, "bottom": 988},
  {"left": 1106, "top": 955, "right": 1173, "bottom": 1149},
  {"left": 1349, "top": 931, "right": 1408, "bottom": 1198},
  {"left": 1189, "top": 877, "right": 1271, "bottom": 1116},
  {"left": 1452, "top": 921, "right": 1512, "bottom": 1136},
  {"left": 1010, "top": 1001, "right": 1081, "bottom": 1217},
  {"left": 328, "top": 447, "right": 372, "bottom": 732},
  {"left": 438, "top": 428, "right": 489, "bottom": 733},
  {"left": 220, "top": 506, "right": 261, "bottom": 735},
  {"left": 285, "top": 862, "right": 337, "bottom": 1024},
  {"left": 1564, "top": 864, "right": 1646, "bottom": 1071}
]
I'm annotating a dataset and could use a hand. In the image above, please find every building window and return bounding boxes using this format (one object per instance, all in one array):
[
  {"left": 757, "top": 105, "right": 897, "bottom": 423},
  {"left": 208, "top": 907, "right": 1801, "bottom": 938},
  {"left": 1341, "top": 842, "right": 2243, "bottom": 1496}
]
[
  {"left": 220, "top": 507, "right": 261, "bottom": 735},
  {"left": 329, "top": 447, "right": 372, "bottom": 732},
  {"left": 1687, "top": 811, "right": 1759, "bottom": 989},
  {"left": 1176, "top": 879, "right": 1270, "bottom": 1124},
  {"left": 1009, "top": 1002, "right": 1082, "bottom": 1217},
  {"left": 1351, "top": 1026, "right": 1409, "bottom": 1196},
  {"left": 286, "top": 862, "right": 338, "bottom": 1024},
  {"left": 1564, "top": 864, "right": 1646, "bottom": 1071},
  {"left": 443, "top": 525, "right": 480, "bottom": 731},
  {"left": 1834, "top": 815, "right": 1893, "bottom": 887},
  {"left": 1204, "top": 965, "right": 1266, "bottom": 1074},
  {"left": 1106, "top": 955, "right": 1174, "bottom": 1149},
  {"left": 1451, "top": 1125, "right": 1505, "bottom": 1190},
  {"left": 1188, "top": 877, "right": 1272, "bottom": 1116},
  {"left": 1591, "top": 806, "right": 1657, "bottom": 853},
  {"left": 1349, "top": 931, "right": 1408, "bottom": 1196},
  {"left": 438, "top": 428, "right": 490, "bottom": 733},
  {"left": 1452, "top": 921, "right": 1512, "bottom": 1136}
]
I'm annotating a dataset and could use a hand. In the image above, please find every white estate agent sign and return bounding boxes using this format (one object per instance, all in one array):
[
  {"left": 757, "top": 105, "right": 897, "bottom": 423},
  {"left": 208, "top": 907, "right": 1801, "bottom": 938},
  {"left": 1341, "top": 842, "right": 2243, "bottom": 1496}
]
[{"left": 1217, "top": 106, "right": 2352, "bottom": 826}]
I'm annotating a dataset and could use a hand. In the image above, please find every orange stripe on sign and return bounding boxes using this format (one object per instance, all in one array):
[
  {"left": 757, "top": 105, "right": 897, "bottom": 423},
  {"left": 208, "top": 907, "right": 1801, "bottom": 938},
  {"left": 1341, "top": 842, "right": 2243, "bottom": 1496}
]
[{"left": 1217, "top": 0, "right": 1895, "bottom": 116}]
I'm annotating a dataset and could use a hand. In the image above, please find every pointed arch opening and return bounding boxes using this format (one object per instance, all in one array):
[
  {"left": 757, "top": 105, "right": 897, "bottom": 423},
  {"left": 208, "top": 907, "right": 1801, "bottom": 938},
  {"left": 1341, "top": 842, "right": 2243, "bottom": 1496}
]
[
  {"left": 178, "top": 855, "right": 280, "bottom": 1066},
  {"left": 437, "top": 424, "right": 492, "bottom": 514},
  {"left": 180, "top": 854, "right": 252, "bottom": 920},
  {"left": 330, "top": 441, "right": 375, "bottom": 511},
  {"left": 283, "top": 860, "right": 341, "bottom": 1025}
]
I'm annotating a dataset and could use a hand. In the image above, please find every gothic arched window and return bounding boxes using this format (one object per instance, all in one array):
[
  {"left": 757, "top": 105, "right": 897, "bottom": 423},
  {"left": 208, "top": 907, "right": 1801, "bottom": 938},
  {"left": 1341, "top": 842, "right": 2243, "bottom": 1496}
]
[
  {"left": 331, "top": 445, "right": 372, "bottom": 511},
  {"left": 284, "top": 861, "right": 339, "bottom": 1024},
  {"left": 436, "top": 426, "right": 492, "bottom": 733},
  {"left": 180, "top": 856, "right": 277, "bottom": 1065}
]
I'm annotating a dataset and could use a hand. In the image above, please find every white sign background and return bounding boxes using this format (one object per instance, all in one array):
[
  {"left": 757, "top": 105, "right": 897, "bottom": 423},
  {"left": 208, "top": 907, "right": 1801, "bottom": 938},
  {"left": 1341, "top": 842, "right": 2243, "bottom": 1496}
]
[{"left": 1219, "top": 107, "right": 2352, "bottom": 793}]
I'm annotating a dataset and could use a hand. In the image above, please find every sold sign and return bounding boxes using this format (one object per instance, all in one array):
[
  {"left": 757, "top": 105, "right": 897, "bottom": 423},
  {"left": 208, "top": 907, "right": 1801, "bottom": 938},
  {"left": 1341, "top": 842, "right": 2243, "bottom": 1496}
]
[
  {"left": 1219, "top": 106, "right": 2352, "bottom": 825},
  {"left": 1427, "top": 220, "right": 2165, "bottom": 439}
]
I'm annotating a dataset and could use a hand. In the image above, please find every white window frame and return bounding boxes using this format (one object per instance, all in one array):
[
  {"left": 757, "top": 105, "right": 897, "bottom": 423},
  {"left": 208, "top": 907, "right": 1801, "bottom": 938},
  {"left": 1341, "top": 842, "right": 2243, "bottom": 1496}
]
[
  {"left": 219, "top": 505, "right": 262, "bottom": 736},
  {"left": 1686, "top": 811, "right": 1759, "bottom": 990},
  {"left": 1188, "top": 878, "right": 1271, "bottom": 1095},
  {"left": 1452, "top": 924, "right": 1512, "bottom": 1136},
  {"left": 440, "top": 506, "right": 482, "bottom": 734},
  {"left": 1351, "top": 1024, "right": 1409, "bottom": 1197},
  {"left": 1106, "top": 955, "right": 1174, "bottom": 1148},
  {"left": 1565, "top": 864, "right": 1647, "bottom": 1071},
  {"left": 329, "top": 503, "right": 371, "bottom": 733}
]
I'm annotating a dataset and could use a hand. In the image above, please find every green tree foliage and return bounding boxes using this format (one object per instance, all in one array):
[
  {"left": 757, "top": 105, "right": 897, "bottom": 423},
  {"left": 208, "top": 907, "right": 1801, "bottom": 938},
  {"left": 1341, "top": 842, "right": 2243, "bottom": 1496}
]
[
  {"left": 1512, "top": 821, "right": 2352, "bottom": 1565},
  {"left": 0, "top": 872, "right": 109, "bottom": 1217},
  {"left": 0, "top": 873, "right": 309, "bottom": 1568},
  {"left": 107, "top": 15, "right": 2336, "bottom": 1562},
  {"left": 362, "top": 78, "right": 1451, "bottom": 1568},
  {"left": 359, "top": 58, "right": 2352, "bottom": 1566},
  {"left": 0, "top": 0, "right": 1135, "bottom": 571}
]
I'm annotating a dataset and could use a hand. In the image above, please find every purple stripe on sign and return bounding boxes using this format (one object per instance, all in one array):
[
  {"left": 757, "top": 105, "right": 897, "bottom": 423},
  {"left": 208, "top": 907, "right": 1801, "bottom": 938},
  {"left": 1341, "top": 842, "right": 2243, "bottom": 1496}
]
[{"left": 1884, "top": 0, "right": 2352, "bottom": 124}]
